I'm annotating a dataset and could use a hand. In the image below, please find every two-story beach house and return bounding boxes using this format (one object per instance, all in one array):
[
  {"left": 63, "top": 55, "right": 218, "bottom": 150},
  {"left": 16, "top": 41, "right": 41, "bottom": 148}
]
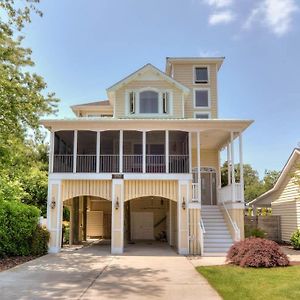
[{"left": 42, "top": 57, "right": 253, "bottom": 256}]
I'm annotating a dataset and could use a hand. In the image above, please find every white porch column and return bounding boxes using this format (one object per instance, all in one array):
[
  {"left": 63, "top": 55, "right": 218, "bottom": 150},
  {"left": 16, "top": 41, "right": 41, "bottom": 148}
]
[
  {"left": 197, "top": 131, "right": 201, "bottom": 204},
  {"left": 49, "top": 131, "right": 54, "bottom": 173},
  {"left": 227, "top": 143, "right": 231, "bottom": 185},
  {"left": 177, "top": 180, "right": 189, "bottom": 255},
  {"left": 217, "top": 150, "right": 222, "bottom": 189},
  {"left": 73, "top": 130, "right": 78, "bottom": 173},
  {"left": 96, "top": 131, "right": 100, "bottom": 173},
  {"left": 166, "top": 130, "right": 169, "bottom": 173},
  {"left": 47, "top": 180, "right": 62, "bottom": 253},
  {"left": 230, "top": 131, "right": 236, "bottom": 202},
  {"left": 239, "top": 132, "right": 244, "bottom": 202},
  {"left": 111, "top": 179, "right": 124, "bottom": 254},
  {"left": 188, "top": 132, "right": 192, "bottom": 173},
  {"left": 169, "top": 201, "right": 172, "bottom": 246},
  {"left": 119, "top": 130, "right": 123, "bottom": 173},
  {"left": 142, "top": 131, "right": 146, "bottom": 173}
]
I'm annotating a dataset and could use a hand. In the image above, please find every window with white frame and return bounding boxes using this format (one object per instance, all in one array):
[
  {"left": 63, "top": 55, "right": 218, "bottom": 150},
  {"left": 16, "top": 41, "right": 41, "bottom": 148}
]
[
  {"left": 194, "top": 67, "right": 208, "bottom": 84},
  {"left": 127, "top": 90, "right": 171, "bottom": 115},
  {"left": 195, "top": 112, "right": 210, "bottom": 119},
  {"left": 194, "top": 89, "right": 210, "bottom": 108}
]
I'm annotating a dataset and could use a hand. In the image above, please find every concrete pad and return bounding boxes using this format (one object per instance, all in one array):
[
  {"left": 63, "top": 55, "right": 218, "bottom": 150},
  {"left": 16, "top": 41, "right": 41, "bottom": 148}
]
[
  {"left": 188, "top": 255, "right": 227, "bottom": 267},
  {"left": 0, "top": 241, "right": 221, "bottom": 300}
]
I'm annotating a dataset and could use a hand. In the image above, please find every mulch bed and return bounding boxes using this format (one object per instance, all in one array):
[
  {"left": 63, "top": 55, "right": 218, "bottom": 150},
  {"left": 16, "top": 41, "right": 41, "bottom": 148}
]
[{"left": 0, "top": 255, "right": 39, "bottom": 272}]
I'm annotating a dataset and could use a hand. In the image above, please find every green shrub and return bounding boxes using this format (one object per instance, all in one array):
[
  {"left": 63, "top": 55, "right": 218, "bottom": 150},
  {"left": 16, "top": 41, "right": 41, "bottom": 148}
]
[
  {"left": 245, "top": 226, "right": 266, "bottom": 238},
  {"left": 290, "top": 229, "right": 300, "bottom": 250},
  {"left": 63, "top": 224, "right": 70, "bottom": 244},
  {"left": 0, "top": 200, "right": 40, "bottom": 257},
  {"left": 30, "top": 225, "right": 50, "bottom": 256}
]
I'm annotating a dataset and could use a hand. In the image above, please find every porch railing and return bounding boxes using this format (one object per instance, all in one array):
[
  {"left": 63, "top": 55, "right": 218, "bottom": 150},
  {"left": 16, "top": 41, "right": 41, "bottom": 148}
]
[
  {"left": 99, "top": 155, "right": 119, "bottom": 173},
  {"left": 169, "top": 155, "right": 189, "bottom": 173},
  {"left": 77, "top": 155, "right": 96, "bottom": 173},
  {"left": 53, "top": 154, "right": 73, "bottom": 172},
  {"left": 123, "top": 155, "right": 143, "bottom": 173},
  {"left": 146, "top": 155, "right": 166, "bottom": 173},
  {"left": 218, "top": 183, "right": 243, "bottom": 203}
]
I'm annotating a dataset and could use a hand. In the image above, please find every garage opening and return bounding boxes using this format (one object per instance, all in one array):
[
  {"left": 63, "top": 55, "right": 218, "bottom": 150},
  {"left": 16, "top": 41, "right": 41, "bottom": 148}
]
[
  {"left": 124, "top": 196, "right": 178, "bottom": 253},
  {"left": 63, "top": 196, "right": 112, "bottom": 250}
]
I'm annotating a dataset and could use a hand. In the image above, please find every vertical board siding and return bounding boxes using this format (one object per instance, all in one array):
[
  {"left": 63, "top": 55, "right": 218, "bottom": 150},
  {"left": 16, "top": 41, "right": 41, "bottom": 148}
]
[
  {"left": 189, "top": 208, "right": 201, "bottom": 255},
  {"left": 61, "top": 180, "right": 111, "bottom": 201},
  {"left": 172, "top": 63, "right": 218, "bottom": 118},
  {"left": 124, "top": 180, "right": 178, "bottom": 202}
]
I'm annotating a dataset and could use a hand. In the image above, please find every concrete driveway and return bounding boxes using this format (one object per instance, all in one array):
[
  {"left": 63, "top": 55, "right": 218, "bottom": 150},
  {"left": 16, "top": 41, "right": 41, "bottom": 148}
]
[{"left": 0, "top": 241, "right": 220, "bottom": 300}]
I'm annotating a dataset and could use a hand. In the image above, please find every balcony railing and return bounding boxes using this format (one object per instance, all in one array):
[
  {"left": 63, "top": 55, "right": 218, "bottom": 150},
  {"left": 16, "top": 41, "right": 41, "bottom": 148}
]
[
  {"left": 218, "top": 183, "right": 243, "bottom": 203},
  {"left": 53, "top": 154, "right": 189, "bottom": 173}
]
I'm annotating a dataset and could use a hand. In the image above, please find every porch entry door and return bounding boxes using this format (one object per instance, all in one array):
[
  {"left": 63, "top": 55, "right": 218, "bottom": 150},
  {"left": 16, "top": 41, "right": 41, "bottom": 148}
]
[{"left": 201, "top": 172, "right": 217, "bottom": 206}]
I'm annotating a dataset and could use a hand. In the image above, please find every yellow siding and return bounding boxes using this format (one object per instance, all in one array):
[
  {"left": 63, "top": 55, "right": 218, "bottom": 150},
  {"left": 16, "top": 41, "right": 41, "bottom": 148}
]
[
  {"left": 124, "top": 180, "right": 178, "bottom": 202},
  {"left": 192, "top": 149, "right": 219, "bottom": 170},
  {"left": 114, "top": 80, "right": 183, "bottom": 118},
  {"left": 189, "top": 208, "right": 201, "bottom": 254},
  {"left": 61, "top": 180, "right": 111, "bottom": 202},
  {"left": 272, "top": 201, "right": 299, "bottom": 241},
  {"left": 172, "top": 63, "right": 218, "bottom": 118}
]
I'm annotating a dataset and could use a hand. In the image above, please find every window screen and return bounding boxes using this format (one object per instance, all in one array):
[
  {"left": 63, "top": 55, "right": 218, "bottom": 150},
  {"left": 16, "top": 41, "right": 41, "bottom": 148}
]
[
  {"left": 195, "top": 90, "right": 209, "bottom": 107},
  {"left": 195, "top": 67, "right": 208, "bottom": 83}
]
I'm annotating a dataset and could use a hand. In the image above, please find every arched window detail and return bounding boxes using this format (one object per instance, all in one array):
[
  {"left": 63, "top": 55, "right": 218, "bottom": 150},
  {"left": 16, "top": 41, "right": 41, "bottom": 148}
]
[{"left": 139, "top": 90, "right": 159, "bottom": 114}]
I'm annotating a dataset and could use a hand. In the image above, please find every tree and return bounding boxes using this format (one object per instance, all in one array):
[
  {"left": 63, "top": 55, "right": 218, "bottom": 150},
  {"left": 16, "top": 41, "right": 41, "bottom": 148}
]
[
  {"left": 0, "top": 1, "right": 58, "bottom": 214},
  {"left": 262, "top": 169, "right": 280, "bottom": 191}
]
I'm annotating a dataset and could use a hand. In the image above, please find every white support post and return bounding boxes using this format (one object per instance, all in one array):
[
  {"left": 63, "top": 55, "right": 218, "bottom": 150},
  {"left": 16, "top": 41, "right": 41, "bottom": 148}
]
[
  {"left": 166, "top": 130, "right": 169, "bottom": 173},
  {"left": 49, "top": 131, "right": 54, "bottom": 173},
  {"left": 217, "top": 150, "right": 222, "bottom": 189},
  {"left": 227, "top": 143, "right": 231, "bottom": 185},
  {"left": 96, "top": 131, "right": 100, "bottom": 173},
  {"left": 119, "top": 130, "right": 123, "bottom": 173},
  {"left": 73, "top": 130, "right": 78, "bottom": 173},
  {"left": 230, "top": 131, "right": 236, "bottom": 202},
  {"left": 188, "top": 132, "right": 192, "bottom": 173},
  {"left": 239, "top": 132, "right": 244, "bottom": 202},
  {"left": 169, "top": 201, "right": 172, "bottom": 246},
  {"left": 142, "top": 131, "right": 146, "bottom": 174},
  {"left": 197, "top": 132, "right": 201, "bottom": 204}
]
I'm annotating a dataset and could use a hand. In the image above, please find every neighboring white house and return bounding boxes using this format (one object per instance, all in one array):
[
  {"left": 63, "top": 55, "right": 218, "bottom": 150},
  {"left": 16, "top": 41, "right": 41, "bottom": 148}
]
[
  {"left": 41, "top": 57, "right": 253, "bottom": 256},
  {"left": 250, "top": 148, "right": 300, "bottom": 242}
]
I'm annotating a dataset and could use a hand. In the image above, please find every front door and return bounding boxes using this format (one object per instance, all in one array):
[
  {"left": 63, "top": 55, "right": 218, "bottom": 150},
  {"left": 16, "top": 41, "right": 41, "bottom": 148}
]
[{"left": 200, "top": 171, "right": 217, "bottom": 205}]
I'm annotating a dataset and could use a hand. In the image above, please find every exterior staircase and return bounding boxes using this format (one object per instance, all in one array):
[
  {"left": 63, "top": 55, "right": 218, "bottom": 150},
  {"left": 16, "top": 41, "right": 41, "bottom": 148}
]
[{"left": 201, "top": 205, "right": 233, "bottom": 256}]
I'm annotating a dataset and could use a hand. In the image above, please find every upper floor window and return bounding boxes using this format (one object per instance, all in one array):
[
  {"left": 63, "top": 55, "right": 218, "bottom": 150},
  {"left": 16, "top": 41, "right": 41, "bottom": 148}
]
[
  {"left": 194, "top": 67, "right": 208, "bottom": 84},
  {"left": 195, "top": 112, "right": 210, "bottom": 119},
  {"left": 194, "top": 89, "right": 210, "bottom": 108},
  {"left": 139, "top": 91, "right": 159, "bottom": 113},
  {"left": 128, "top": 90, "right": 171, "bottom": 115}
]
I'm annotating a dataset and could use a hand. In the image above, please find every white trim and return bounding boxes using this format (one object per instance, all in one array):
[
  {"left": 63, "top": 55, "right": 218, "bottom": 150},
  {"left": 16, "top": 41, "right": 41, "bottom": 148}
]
[
  {"left": 49, "top": 131, "right": 54, "bottom": 173},
  {"left": 73, "top": 130, "right": 78, "bottom": 173},
  {"left": 239, "top": 133, "right": 244, "bottom": 202},
  {"left": 230, "top": 132, "right": 236, "bottom": 202},
  {"left": 197, "top": 132, "right": 201, "bottom": 204},
  {"left": 119, "top": 130, "right": 123, "bottom": 173},
  {"left": 166, "top": 130, "right": 169, "bottom": 173},
  {"left": 193, "top": 88, "right": 211, "bottom": 109},
  {"left": 142, "top": 131, "right": 146, "bottom": 173},
  {"left": 193, "top": 65, "right": 210, "bottom": 85},
  {"left": 194, "top": 112, "right": 211, "bottom": 119},
  {"left": 188, "top": 132, "right": 192, "bottom": 173}
]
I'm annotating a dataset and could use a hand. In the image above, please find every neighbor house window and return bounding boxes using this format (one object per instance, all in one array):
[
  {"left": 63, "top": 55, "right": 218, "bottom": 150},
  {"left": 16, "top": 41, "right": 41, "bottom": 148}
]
[
  {"left": 195, "top": 112, "right": 210, "bottom": 119},
  {"left": 194, "top": 89, "right": 210, "bottom": 108},
  {"left": 139, "top": 91, "right": 159, "bottom": 113},
  {"left": 194, "top": 67, "right": 208, "bottom": 84}
]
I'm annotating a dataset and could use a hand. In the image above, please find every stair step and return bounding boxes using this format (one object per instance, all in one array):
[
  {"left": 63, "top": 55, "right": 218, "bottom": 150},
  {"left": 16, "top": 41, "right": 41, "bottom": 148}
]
[{"left": 204, "top": 247, "right": 231, "bottom": 252}]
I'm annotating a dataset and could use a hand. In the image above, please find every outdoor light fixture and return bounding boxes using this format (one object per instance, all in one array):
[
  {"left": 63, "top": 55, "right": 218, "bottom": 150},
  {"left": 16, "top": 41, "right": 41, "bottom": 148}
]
[
  {"left": 51, "top": 197, "right": 56, "bottom": 209},
  {"left": 182, "top": 197, "right": 186, "bottom": 210},
  {"left": 115, "top": 197, "right": 120, "bottom": 210}
]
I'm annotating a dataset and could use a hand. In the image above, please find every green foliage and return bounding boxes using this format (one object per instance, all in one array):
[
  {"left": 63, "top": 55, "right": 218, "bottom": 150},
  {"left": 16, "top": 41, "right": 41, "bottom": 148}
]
[
  {"left": 30, "top": 225, "right": 50, "bottom": 256},
  {"left": 63, "top": 224, "right": 70, "bottom": 245},
  {"left": 290, "top": 229, "right": 300, "bottom": 250},
  {"left": 221, "top": 162, "right": 279, "bottom": 202},
  {"left": 245, "top": 226, "right": 266, "bottom": 238},
  {"left": 0, "top": 200, "right": 40, "bottom": 257}
]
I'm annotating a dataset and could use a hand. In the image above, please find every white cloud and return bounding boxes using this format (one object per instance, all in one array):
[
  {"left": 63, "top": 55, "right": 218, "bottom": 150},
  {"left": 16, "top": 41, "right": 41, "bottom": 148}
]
[
  {"left": 204, "top": 0, "right": 233, "bottom": 8},
  {"left": 244, "top": 0, "right": 298, "bottom": 36},
  {"left": 209, "top": 10, "right": 235, "bottom": 25}
]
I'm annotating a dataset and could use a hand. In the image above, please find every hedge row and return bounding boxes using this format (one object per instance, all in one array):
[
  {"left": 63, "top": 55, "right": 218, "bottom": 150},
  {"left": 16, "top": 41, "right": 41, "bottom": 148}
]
[{"left": 0, "top": 200, "right": 49, "bottom": 257}]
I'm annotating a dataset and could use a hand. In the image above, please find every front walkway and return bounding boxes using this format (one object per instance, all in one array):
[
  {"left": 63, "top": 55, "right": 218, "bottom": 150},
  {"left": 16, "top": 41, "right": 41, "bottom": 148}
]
[{"left": 0, "top": 241, "right": 220, "bottom": 300}]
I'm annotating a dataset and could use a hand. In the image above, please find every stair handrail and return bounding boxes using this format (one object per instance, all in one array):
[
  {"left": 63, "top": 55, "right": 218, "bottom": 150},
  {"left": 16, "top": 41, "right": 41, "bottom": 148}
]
[
  {"left": 221, "top": 200, "right": 240, "bottom": 242},
  {"left": 198, "top": 218, "right": 205, "bottom": 255}
]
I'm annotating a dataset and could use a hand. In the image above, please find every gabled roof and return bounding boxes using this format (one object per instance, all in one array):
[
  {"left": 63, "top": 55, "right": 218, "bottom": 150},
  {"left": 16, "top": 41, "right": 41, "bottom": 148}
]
[
  {"left": 71, "top": 100, "right": 110, "bottom": 108},
  {"left": 249, "top": 148, "right": 300, "bottom": 206},
  {"left": 106, "top": 63, "right": 190, "bottom": 94}
]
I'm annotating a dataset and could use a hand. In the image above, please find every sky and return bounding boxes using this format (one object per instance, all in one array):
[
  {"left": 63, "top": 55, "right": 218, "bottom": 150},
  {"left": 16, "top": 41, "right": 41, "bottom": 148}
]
[{"left": 19, "top": 0, "right": 300, "bottom": 177}]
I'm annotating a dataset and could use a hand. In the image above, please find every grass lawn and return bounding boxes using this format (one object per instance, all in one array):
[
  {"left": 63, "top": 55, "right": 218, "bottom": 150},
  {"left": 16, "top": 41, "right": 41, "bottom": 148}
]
[{"left": 197, "top": 265, "right": 300, "bottom": 300}]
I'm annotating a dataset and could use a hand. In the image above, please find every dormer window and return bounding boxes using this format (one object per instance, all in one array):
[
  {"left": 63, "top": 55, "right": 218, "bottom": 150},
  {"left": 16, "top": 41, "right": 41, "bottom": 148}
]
[
  {"left": 127, "top": 90, "right": 171, "bottom": 116},
  {"left": 139, "top": 91, "right": 159, "bottom": 114},
  {"left": 194, "top": 67, "right": 208, "bottom": 84}
]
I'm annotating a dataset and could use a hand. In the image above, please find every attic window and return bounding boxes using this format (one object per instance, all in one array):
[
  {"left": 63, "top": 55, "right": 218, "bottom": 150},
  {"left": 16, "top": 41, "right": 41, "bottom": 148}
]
[
  {"left": 139, "top": 91, "right": 159, "bottom": 114},
  {"left": 194, "top": 67, "right": 208, "bottom": 84}
]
